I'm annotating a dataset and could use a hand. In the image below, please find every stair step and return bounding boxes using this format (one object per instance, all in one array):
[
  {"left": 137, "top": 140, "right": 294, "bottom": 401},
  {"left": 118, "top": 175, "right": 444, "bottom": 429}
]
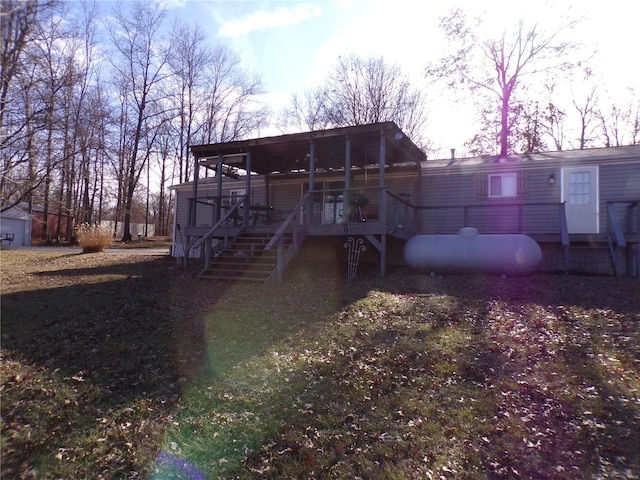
[
  {"left": 207, "top": 267, "right": 274, "bottom": 276},
  {"left": 214, "top": 257, "right": 277, "bottom": 265},
  {"left": 199, "top": 230, "right": 298, "bottom": 282},
  {"left": 200, "top": 274, "right": 268, "bottom": 282},
  {"left": 568, "top": 245, "right": 616, "bottom": 275}
]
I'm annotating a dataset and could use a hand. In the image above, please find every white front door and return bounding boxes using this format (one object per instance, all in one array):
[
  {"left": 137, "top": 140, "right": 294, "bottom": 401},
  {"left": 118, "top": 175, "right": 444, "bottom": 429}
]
[{"left": 562, "top": 166, "right": 599, "bottom": 234}]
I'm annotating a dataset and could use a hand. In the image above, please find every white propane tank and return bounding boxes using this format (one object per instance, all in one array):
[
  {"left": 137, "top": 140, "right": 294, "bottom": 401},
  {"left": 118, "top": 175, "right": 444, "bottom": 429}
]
[{"left": 403, "top": 227, "right": 542, "bottom": 275}]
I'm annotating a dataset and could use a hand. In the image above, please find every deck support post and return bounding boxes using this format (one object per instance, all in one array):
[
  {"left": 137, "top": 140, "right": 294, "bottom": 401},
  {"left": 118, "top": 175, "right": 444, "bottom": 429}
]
[
  {"left": 634, "top": 202, "right": 640, "bottom": 277},
  {"left": 379, "top": 130, "right": 387, "bottom": 278},
  {"left": 307, "top": 140, "right": 315, "bottom": 225},
  {"left": 190, "top": 157, "right": 199, "bottom": 228},
  {"left": 244, "top": 150, "right": 252, "bottom": 225},
  {"left": 185, "top": 155, "right": 202, "bottom": 267},
  {"left": 277, "top": 236, "right": 284, "bottom": 284},
  {"left": 344, "top": 134, "right": 351, "bottom": 211},
  {"left": 379, "top": 129, "right": 386, "bottom": 197},
  {"left": 308, "top": 140, "right": 315, "bottom": 189},
  {"left": 365, "top": 233, "right": 387, "bottom": 279},
  {"left": 380, "top": 234, "right": 386, "bottom": 278},
  {"left": 216, "top": 155, "right": 223, "bottom": 222}
]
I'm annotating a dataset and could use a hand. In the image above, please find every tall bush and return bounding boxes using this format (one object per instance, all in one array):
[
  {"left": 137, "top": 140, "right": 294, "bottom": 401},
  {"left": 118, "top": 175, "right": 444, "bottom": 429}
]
[{"left": 76, "top": 223, "right": 112, "bottom": 253}]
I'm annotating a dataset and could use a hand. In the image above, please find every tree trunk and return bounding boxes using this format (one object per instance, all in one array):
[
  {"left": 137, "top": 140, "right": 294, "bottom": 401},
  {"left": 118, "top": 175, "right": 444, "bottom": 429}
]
[{"left": 500, "top": 92, "right": 509, "bottom": 157}]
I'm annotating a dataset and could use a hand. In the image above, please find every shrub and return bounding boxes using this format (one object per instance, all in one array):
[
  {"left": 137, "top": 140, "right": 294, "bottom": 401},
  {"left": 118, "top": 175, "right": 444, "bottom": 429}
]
[{"left": 76, "top": 223, "right": 112, "bottom": 253}]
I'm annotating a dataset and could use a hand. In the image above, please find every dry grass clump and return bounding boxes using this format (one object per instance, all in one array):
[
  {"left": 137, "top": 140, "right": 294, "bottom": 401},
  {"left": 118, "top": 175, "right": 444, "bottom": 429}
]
[{"left": 75, "top": 223, "right": 112, "bottom": 253}]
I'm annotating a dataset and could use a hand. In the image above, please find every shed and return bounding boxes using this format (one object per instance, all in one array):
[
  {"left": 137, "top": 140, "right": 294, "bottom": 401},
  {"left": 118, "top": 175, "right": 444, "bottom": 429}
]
[{"left": 0, "top": 206, "right": 32, "bottom": 247}]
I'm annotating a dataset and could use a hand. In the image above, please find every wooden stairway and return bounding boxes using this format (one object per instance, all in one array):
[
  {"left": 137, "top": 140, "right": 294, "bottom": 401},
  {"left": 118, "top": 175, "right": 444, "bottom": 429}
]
[
  {"left": 568, "top": 244, "right": 617, "bottom": 276},
  {"left": 199, "top": 230, "right": 294, "bottom": 283}
]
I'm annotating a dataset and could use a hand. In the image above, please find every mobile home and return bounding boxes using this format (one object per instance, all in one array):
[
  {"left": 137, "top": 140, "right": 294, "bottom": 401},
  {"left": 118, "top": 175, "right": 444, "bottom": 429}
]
[{"left": 172, "top": 123, "right": 639, "bottom": 282}]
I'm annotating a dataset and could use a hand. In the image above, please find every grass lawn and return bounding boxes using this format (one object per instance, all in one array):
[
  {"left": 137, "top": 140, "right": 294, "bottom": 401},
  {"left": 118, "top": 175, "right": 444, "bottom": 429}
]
[{"left": 1, "top": 249, "right": 639, "bottom": 479}]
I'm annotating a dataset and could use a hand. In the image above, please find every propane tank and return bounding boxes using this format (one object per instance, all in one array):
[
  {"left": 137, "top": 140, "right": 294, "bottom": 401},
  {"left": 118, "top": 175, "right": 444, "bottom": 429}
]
[{"left": 404, "top": 227, "right": 542, "bottom": 275}]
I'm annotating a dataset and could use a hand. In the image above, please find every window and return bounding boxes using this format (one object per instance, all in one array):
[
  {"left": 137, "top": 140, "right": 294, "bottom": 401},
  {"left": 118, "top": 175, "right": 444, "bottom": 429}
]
[
  {"left": 488, "top": 173, "right": 517, "bottom": 198},
  {"left": 229, "top": 189, "right": 246, "bottom": 204},
  {"left": 568, "top": 171, "right": 591, "bottom": 205},
  {"left": 228, "top": 188, "right": 247, "bottom": 205}
]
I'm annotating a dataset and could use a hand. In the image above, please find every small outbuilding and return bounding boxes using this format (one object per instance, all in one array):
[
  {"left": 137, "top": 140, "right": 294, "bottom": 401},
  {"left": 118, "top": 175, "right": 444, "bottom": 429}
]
[{"left": 0, "top": 206, "right": 32, "bottom": 247}]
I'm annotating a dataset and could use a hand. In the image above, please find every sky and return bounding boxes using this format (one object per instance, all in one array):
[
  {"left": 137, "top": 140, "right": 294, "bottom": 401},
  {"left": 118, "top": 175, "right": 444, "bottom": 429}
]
[{"left": 99, "top": 0, "right": 640, "bottom": 157}]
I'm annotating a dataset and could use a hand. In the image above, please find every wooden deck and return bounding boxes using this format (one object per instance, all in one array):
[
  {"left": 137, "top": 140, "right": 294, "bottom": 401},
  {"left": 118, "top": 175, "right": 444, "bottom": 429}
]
[{"left": 184, "top": 191, "right": 639, "bottom": 280}]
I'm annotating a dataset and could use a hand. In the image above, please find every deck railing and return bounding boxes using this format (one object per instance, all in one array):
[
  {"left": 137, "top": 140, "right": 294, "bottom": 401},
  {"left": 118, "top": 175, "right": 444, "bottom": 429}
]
[
  {"left": 264, "top": 193, "right": 310, "bottom": 283},
  {"left": 296, "top": 185, "right": 419, "bottom": 230},
  {"left": 189, "top": 195, "right": 248, "bottom": 270},
  {"left": 606, "top": 200, "right": 639, "bottom": 276},
  {"left": 415, "top": 201, "right": 568, "bottom": 236}
]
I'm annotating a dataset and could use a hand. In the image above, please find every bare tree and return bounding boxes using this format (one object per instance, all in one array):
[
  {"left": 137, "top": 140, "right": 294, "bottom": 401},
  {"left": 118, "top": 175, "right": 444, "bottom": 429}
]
[
  {"left": 286, "top": 55, "right": 428, "bottom": 146},
  {"left": 464, "top": 99, "right": 500, "bottom": 156},
  {"left": 541, "top": 102, "right": 566, "bottom": 151},
  {"left": 108, "top": 1, "right": 172, "bottom": 241},
  {"left": 30, "top": 4, "right": 79, "bottom": 240},
  {"left": 197, "top": 45, "right": 269, "bottom": 145},
  {"left": 513, "top": 100, "right": 547, "bottom": 153},
  {"left": 278, "top": 88, "right": 332, "bottom": 133},
  {"left": 597, "top": 88, "right": 639, "bottom": 147},
  {"left": 166, "top": 21, "right": 211, "bottom": 184},
  {"left": 77, "top": 81, "right": 112, "bottom": 225},
  {"left": 573, "top": 85, "right": 599, "bottom": 149},
  {"left": 154, "top": 125, "right": 175, "bottom": 236},
  {"left": 0, "top": 0, "right": 59, "bottom": 211},
  {"left": 426, "top": 8, "right": 579, "bottom": 156}
]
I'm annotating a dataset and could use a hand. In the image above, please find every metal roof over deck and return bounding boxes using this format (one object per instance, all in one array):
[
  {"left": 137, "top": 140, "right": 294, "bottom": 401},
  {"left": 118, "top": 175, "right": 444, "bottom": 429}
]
[{"left": 190, "top": 122, "right": 426, "bottom": 175}]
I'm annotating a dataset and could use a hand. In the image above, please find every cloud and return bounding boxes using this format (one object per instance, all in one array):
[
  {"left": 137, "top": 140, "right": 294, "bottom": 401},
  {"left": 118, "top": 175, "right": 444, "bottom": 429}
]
[
  {"left": 218, "top": 3, "right": 322, "bottom": 37},
  {"left": 155, "top": 0, "right": 188, "bottom": 9}
]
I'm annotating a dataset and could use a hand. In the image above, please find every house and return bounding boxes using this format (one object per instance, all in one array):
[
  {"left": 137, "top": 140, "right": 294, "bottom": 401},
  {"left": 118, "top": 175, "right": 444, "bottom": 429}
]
[
  {"left": 0, "top": 205, "right": 33, "bottom": 247},
  {"left": 171, "top": 122, "right": 639, "bottom": 282}
]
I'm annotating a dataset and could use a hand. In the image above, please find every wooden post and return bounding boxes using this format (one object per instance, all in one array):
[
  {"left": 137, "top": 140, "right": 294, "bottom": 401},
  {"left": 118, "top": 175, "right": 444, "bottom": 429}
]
[
  {"left": 190, "top": 158, "right": 200, "bottom": 228},
  {"left": 380, "top": 234, "right": 387, "bottom": 278},
  {"left": 307, "top": 140, "right": 315, "bottom": 225},
  {"left": 185, "top": 155, "right": 200, "bottom": 267},
  {"left": 634, "top": 202, "right": 640, "bottom": 277},
  {"left": 244, "top": 151, "right": 252, "bottom": 225},
  {"left": 265, "top": 174, "right": 271, "bottom": 212},
  {"left": 277, "top": 236, "right": 284, "bottom": 283},
  {"left": 216, "top": 155, "right": 223, "bottom": 223},
  {"left": 416, "top": 162, "right": 423, "bottom": 233},
  {"left": 379, "top": 130, "right": 387, "bottom": 278},
  {"left": 379, "top": 129, "right": 387, "bottom": 222},
  {"left": 309, "top": 140, "right": 315, "bottom": 188},
  {"left": 344, "top": 134, "right": 351, "bottom": 216}
]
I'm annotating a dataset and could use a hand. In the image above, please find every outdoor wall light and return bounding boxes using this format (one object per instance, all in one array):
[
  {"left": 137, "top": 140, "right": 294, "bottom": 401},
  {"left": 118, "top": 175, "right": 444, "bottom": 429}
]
[{"left": 548, "top": 173, "right": 555, "bottom": 185}]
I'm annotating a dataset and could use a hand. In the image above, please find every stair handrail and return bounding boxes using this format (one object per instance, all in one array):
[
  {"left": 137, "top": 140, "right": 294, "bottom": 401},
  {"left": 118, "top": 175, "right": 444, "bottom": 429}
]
[
  {"left": 264, "top": 192, "right": 310, "bottom": 251},
  {"left": 605, "top": 201, "right": 632, "bottom": 277},
  {"left": 386, "top": 189, "right": 417, "bottom": 234},
  {"left": 262, "top": 193, "right": 311, "bottom": 284},
  {"left": 191, "top": 196, "right": 247, "bottom": 252}
]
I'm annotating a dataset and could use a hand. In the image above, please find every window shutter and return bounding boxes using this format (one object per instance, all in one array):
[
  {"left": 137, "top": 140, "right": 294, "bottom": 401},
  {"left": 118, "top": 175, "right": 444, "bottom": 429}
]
[
  {"left": 517, "top": 173, "right": 528, "bottom": 198},
  {"left": 478, "top": 175, "right": 488, "bottom": 199}
]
